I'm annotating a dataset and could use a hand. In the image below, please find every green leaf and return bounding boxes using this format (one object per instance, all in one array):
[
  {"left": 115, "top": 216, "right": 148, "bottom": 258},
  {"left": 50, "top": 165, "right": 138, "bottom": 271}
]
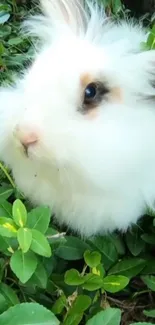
[
  {"left": 141, "top": 260, "right": 155, "bottom": 274},
  {"left": 88, "top": 236, "right": 118, "bottom": 269},
  {"left": 84, "top": 250, "right": 101, "bottom": 268},
  {"left": 0, "top": 235, "right": 10, "bottom": 253},
  {"left": 125, "top": 228, "right": 145, "bottom": 256},
  {"left": 0, "top": 293, "right": 9, "bottom": 314},
  {"left": 141, "top": 233, "right": 155, "bottom": 245},
  {"left": 0, "top": 218, "right": 17, "bottom": 238},
  {"left": 147, "top": 30, "right": 155, "bottom": 49},
  {"left": 12, "top": 200, "right": 27, "bottom": 228},
  {"left": 0, "top": 302, "right": 60, "bottom": 325},
  {"left": 102, "top": 275, "right": 129, "bottom": 293},
  {"left": 86, "top": 308, "right": 121, "bottom": 325},
  {"left": 0, "top": 201, "right": 12, "bottom": 218},
  {"left": 143, "top": 309, "right": 155, "bottom": 318},
  {"left": 109, "top": 233, "right": 125, "bottom": 255},
  {"left": 0, "top": 13, "right": 10, "bottom": 24},
  {"left": 0, "top": 42, "right": 6, "bottom": 55},
  {"left": 0, "top": 186, "right": 13, "bottom": 202},
  {"left": 0, "top": 259, "right": 4, "bottom": 281},
  {"left": 63, "top": 314, "right": 83, "bottom": 325},
  {"left": 82, "top": 274, "right": 103, "bottom": 291},
  {"left": 55, "top": 236, "right": 90, "bottom": 260},
  {"left": 112, "top": 0, "right": 122, "bottom": 14},
  {"left": 0, "top": 4, "right": 11, "bottom": 12},
  {"left": 8, "top": 37, "right": 24, "bottom": 46},
  {"left": 30, "top": 229, "right": 52, "bottom": 257},
  {"left": 92, "top": 263, "right": 106, "bottom": 277},
  {"left": 71, "top": 295, "right": 91, "bottom": 313},
  {"left": 146, "top": 207, "right": 155, "bottom": 217},
  {"left": 63, "top": 295, "right": 91, "bottom": 325},
  {"left": 42, "top": 255, "right": 56, "bottom": 277},
  {"left": 10, "top": 250, "right": 38, "bottom": 284},
  {"left": 26, "top": 263, "right": 48, "bottom": 289},
  {"left": 0, "top": 25, "right": 11, "bottom": 38},
  {"left": 108, "top": 258, "right": 146, "bottom": 278},
  {"left": 131, "top": 323, "right": 154, "bottom": 325},
  {"left": 141, "top": 275, "right": 155, "bottom": 291},
  {"left": 51, "top": 294, "right": 67, "bottom": 315},
  {"left": 65, "top": 269, "right": 85, "bottom": 286},
  {"left": 17, "top": 228, "right": 32, "bottom": 253},
  {"left": 5, "top": 54, "right": 28, "bottom": 67},
  {"left": 0, "top": 236, "right": 18, "bottom": 255},
  {"left": 0, "top": 283, "right": 19, "bottom": 306},
  {"left": 27, "top": 206, "right": 51, "bottom": 234}
]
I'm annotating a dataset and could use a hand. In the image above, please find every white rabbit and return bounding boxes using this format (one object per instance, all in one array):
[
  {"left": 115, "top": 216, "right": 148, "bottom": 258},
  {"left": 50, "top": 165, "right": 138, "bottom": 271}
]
[{"left": 1, "top": 0, "right": 155, "bottom": 237}]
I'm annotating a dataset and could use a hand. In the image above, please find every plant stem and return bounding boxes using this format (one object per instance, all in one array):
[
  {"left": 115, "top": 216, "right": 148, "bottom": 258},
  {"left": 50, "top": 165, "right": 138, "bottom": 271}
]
[{"left": 0, "top": 162, "right": 16, "bottom": 188}]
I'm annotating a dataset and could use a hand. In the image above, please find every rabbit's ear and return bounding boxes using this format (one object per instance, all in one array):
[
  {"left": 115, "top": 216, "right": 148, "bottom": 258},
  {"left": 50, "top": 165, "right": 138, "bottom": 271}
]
[
  {"left": 39, "top": 0, "right": 87, "bottom": 33},
  {"left": 23, "top": 0, "right": 88, "bottom": 43},
  {"left": 23, "top": 1, "right": 105, "bottom": 44}
]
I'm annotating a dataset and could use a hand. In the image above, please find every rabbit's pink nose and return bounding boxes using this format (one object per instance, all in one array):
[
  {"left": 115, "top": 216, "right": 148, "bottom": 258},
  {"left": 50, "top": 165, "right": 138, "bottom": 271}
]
[
  {"left": 15, "top": 126, "right": 38, "bottom": 149},
  {"left": 20, "top": 132, "right": 38, "bottom": 148}
]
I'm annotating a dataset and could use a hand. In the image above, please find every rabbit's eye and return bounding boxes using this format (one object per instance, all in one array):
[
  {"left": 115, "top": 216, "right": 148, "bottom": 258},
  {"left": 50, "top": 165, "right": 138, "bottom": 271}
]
[
  {"left": 83, "top": 82, "right": 109, "bottom": 108},
  {"left": 84, "top": 83, "right": 97, "bottom": 102}
]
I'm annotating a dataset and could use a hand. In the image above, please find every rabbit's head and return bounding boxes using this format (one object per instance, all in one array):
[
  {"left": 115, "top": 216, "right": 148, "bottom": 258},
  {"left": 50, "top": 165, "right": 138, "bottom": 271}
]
[{"left": 1, "top": 0, "right": 155, "bottom": 218}]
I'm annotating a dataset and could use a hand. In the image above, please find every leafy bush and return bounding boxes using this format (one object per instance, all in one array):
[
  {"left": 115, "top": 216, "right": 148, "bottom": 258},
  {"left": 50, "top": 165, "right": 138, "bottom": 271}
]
[
  {"left": 0, "top": 1, "right": 155, "bottom": 324},
  {"left": 0, "top": 0, "right": 34, "bottom": 84}
]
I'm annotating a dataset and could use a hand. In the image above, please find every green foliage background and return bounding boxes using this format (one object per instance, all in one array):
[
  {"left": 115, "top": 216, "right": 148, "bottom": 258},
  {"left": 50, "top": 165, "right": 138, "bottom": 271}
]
[{"left": 0, "top": 1, "right": 155, "bottom": 324}]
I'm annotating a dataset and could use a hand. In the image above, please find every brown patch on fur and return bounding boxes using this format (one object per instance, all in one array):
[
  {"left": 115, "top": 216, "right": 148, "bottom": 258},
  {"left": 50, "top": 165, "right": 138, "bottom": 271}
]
[
  {"left": 110, "top": 87, "right": 122, "bottom": 102},
  {"left": 80, "top": 73, "right": 94, "bottom": 88},
  {"left": 86, "top": 108, "right": 99, "bottom": 119}
]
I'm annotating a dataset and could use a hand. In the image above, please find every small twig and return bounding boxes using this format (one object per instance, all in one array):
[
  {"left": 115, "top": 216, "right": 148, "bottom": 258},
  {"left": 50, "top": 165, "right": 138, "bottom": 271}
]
[
  {"left": 47, "top": 232, "right": 66, "bottom": 239},
  {"left": 107, "top": 296, "right": 136, "bottom": 310},
  {"left": 107, "top": 296, "right": 154, "bottom": 311},
  {"left": 135, "top": 304, "right": 154, "bottom": 309},
  {"left": 107, "top": 296, "right": 125, "bottom": 305},
  {"left": 148, "top": 291, "right": 154, "bottom": 305},
  {"left": 0, "top": 162, "right": 16, "bottom": 188},
  {"left": 81, "top": 264, "right": 88, "bottom": 276}
]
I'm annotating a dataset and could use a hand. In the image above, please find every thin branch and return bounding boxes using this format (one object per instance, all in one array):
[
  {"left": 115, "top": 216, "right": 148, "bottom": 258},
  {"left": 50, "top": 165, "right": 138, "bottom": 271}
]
[{"left": 47, "top": 232, "right": 66, "bottom": 239}]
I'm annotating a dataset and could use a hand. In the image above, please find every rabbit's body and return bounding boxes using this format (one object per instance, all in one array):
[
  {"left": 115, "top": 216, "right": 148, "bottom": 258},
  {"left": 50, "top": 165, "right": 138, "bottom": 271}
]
[{"left": 1, "top": 0, "right": 155, "bottom": 236}]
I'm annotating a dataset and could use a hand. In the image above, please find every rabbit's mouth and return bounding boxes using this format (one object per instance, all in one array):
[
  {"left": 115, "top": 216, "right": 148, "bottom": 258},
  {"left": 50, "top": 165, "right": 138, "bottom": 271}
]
[
  {"left": 12, "top": 136, "right": 36, "bottom": 161},
  {"left": 22, "top": 144, "right": 35, "bottom": 159}
]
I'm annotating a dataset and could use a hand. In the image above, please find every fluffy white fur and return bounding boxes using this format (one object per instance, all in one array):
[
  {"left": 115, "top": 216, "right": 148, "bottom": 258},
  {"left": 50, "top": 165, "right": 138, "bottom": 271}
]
[{"left": 1, "top": 0, "right": 155, "bottom": 237}]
